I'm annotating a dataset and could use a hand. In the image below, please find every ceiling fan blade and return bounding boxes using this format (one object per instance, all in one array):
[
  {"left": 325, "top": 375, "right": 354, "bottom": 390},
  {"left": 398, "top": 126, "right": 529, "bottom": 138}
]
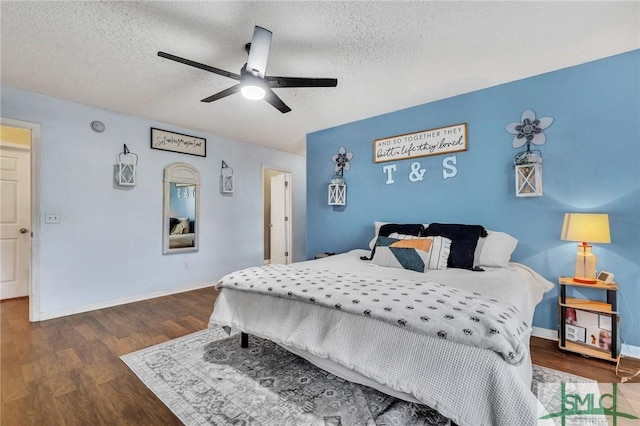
[
  {"left": 158, "top": 51, "right": 241, "bottom": 81},
  {"left": 264, "top": 88, "right": 291, "bottom": 113},
  {"left": 201, "top": 84, "right": 241, "bottom": 103},
  {"left": 245, "top": 26, "right": 272, "bottom": 78},
  {"left": 266, "top": 76, "right": 338, "bottom": 88}
]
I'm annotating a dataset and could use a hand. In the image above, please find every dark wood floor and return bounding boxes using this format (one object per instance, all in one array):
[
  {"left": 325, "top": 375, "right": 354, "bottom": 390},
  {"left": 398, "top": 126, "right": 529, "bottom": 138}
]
[
  {"left": 1, "top": 288, "right": 218, "bottom": 425},
  {"left": 2, "top": 288, "right": 638, "bottom": 425}
]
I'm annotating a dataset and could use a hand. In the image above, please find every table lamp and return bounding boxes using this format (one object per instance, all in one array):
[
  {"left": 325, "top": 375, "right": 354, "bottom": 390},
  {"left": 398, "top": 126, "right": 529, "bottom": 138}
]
[{"left": 560, "top": 213, "right": 611, "bottom": 284}]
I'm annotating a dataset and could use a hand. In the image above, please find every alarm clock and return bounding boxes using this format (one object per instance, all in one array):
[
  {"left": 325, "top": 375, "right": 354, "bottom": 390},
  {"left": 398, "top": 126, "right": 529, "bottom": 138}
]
[{"left": 597, "top": 270, "right": 615, "bottom": 284}]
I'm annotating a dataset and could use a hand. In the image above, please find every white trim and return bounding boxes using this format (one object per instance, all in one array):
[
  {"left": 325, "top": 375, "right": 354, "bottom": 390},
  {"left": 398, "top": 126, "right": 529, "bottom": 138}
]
[
  {"left": 621, "top": 343, "right": 640, "bottom": 359},
  {"left": 163, "top": 162, "right": 201, "bottom": 254},
  {"left": 531, "top": 326, "right": 640, "bottom": 360},
  {"left": 261, "top": 165, "right": 294, "bottom": 264},
  {"left": 38, "top": 282, "right": 215, "bottom": 321},
  {"left": 1, "top": 118, "right": 41, "bottom": 322},
  {"left": 0, "top": 141, "right": 30, "bottom": 151},
  {"left": 532, "top": 326, "right": 558, "bottom": 341},
  {"left": 284, "top": 172, "right": 293, "bottom": 264}
]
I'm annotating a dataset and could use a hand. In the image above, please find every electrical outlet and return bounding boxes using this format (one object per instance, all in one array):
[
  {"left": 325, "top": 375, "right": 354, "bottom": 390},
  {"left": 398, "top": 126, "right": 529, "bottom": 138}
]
[
  {"left": 183, "top": 260, "right": 189, "bottom": 269},
  {"left": 45, "top": 213, "right": 60, "bottom": 223}
]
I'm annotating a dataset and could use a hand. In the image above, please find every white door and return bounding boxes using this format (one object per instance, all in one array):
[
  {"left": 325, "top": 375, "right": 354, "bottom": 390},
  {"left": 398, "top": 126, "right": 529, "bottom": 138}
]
[
  {"left": 270, "top": 173, "right": 291, "bottom": 264},
  {"left": 0, "top": 144, "right": 31, "bottom": 299}
]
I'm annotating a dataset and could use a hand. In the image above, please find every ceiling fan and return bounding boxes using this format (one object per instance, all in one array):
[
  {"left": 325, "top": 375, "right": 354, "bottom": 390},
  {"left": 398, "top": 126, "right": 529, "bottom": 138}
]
[{"left": 158, "top": 26, "right": 338, "bottom": 113}]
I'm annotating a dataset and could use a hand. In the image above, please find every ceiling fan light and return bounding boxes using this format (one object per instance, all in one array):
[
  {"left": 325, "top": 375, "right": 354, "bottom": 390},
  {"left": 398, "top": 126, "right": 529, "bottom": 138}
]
[{"left": 241, "top": 84, "right": 265, "bottom": 100}]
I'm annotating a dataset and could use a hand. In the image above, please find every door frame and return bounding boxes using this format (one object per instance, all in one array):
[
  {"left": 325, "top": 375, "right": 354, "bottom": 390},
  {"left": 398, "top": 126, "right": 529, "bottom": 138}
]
[
  {"left": 1, "top": 118, "right": 41, "bottom": 322},
  {"left": 261, "top": 165, "right": 293, "bottom": 264}
]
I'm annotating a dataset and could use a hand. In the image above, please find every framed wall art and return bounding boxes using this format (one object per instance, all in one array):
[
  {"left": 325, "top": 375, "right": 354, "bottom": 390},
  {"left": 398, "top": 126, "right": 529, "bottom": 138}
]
[
  {"left": 151, "top": 128, "right": 206, "bottom": 157},
  {"left": 374, "top": 123, "right": 467, "bottom": 163}
]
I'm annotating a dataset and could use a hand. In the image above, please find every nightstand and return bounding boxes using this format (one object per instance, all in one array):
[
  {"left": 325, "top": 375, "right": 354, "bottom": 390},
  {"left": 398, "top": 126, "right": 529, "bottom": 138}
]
[{"left": 558, "top": 276, "right": 619, "bottom": 362}]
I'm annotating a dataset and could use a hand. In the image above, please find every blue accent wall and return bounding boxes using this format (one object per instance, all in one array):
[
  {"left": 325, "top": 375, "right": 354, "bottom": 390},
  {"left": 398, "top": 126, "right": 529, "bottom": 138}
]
[{"left": 307, "top": 50, "right": 640, "bottom": 348}]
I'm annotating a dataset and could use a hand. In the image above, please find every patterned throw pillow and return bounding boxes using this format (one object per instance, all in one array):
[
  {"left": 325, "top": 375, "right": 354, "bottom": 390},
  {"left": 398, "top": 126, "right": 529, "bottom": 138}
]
[{"left": 372, "top": 236, "right": 451, "bottom": 272}]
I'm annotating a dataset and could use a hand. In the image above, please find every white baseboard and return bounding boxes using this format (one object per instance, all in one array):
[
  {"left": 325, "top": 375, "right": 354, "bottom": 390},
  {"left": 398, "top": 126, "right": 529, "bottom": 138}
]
[
  {"left": 621, "top": 343, "right": 640, "bottom": 359},
  {"left": 532, "top": 326, "right": 558, "bottom": 341},
  {"left": 38, "top": 282, "right": 215, "bottom": 321},
  {"left": 531, "top": 326, "right": 640, "bottom": 360}
]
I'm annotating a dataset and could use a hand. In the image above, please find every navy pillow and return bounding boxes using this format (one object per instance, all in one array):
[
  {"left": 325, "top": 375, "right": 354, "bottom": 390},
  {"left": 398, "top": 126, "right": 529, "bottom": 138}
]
[
  {"left": 423, "top": 223, "right": 487, "bottom": 270},
  {"left": 379, "top": 223, "right": 424, "bottom": 238}
]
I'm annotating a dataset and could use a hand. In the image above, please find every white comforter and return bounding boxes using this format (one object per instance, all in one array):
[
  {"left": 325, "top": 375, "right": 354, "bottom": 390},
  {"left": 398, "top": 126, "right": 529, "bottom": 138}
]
[
  {"left": 216, "top": 264, "right": 532, "bottom": 365},
  {"left": 209, "top": 249, "right": 554, "bottom": 426}
]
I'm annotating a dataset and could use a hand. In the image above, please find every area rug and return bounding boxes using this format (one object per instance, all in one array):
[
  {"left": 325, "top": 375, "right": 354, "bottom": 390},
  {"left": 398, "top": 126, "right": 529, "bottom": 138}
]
[{"left": 121, "top": 328, "right": 593, "bottom": 426}]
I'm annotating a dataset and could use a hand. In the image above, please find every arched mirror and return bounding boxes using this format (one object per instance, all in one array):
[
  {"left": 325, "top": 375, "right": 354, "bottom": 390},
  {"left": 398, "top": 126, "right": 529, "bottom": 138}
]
[{"left": 163, "top": 162, "right": 200, "bottom": 254}]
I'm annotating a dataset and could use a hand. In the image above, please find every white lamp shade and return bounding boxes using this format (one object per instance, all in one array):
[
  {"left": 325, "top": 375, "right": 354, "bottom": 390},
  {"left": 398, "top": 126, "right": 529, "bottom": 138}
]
[
  {"left": 561, "top": 213, "right": 611, "bottom": 284},
  {"left": 560, "top": 213, "right": 611, "bottom": 244}
]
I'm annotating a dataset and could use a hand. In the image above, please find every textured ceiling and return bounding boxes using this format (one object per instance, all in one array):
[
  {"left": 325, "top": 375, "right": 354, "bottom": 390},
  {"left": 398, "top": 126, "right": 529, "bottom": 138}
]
[{"left": 1, "top": 1, "right": 638, "bottom": 155}]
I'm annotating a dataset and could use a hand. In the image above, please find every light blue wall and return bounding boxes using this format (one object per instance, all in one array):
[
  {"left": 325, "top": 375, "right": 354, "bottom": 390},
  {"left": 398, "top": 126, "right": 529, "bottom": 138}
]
[
  {"left": 1, "top": 86, "right": 306, "bottom": 318},
  {"left": 307, "top": 50, "right": 640, "bottom": 348}
]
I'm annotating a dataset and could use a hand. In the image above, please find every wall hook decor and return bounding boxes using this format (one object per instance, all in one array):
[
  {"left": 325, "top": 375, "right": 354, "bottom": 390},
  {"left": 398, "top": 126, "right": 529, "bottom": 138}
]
[
  {"left": 220, "top": 160, "right": 234, "bottom": 194},
  {"left": 506, "top": 109, "right": 553, "bottom": 197},
  {"left": 116, "top": 143, "right": 138, "bottom": 186},
  {"left": 328, "top": 146, "right": 353, "bottom": 206}
]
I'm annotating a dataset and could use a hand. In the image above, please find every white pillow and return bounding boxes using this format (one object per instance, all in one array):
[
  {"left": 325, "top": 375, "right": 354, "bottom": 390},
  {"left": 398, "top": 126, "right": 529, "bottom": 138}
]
[
  {"left": 373, "top": 234, "right": 451, "bottom": 271},
  {"left": 171, "top": 218, "right": 190, "bottom": 235},
  {"left": 473, "top": 230, "right": 518, "bottom": 268},
  {"left": 369, "top": 221, "right": 390, "bottom": 250}
]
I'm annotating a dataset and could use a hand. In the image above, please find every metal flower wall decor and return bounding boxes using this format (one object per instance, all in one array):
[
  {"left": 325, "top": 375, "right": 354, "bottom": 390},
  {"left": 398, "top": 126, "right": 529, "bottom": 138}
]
[
  {"left": 505, "top": 109, "right": 554, "bottom": 151},
  {"left": 506, "top": 109, "right": 553, "bottom": 198},
  {"left": 328, "top": 146, "right": 353, "bottom": 206},
  {"left": 331, "top": 146, "right": 353, "bottom": 175}
]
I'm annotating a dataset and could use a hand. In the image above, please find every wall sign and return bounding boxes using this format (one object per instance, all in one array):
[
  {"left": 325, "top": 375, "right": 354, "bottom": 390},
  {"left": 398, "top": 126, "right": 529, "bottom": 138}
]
[
  {"left": 151, "top": 128, "right": 206, "bottom": 157},
  {"left": 382, "top": 155, "right": 459, "bottom": 184},
  {"left": 374, "top": 123, "right": 467, "bottom": 163}
]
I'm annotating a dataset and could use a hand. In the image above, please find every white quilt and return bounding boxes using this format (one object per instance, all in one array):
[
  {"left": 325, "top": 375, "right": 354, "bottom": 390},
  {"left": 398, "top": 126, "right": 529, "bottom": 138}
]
[
  {"left": 209, "top": 249, "right": 554, "bottom": 426},
  {"left": 216, "top": 264, "right": 531, "bottom": 364}
]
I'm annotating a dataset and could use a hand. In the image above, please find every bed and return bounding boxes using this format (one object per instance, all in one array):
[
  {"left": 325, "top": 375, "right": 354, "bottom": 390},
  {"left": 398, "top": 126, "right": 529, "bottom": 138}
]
[
  {"left": 168, "top": 217, "right": 195, "bottom": 249},
  {"left": 168, "top": 233, "right": 195, "bottom": 249},
  {"left": 209, "top": 224, "right": 554, "bottom": 426}
]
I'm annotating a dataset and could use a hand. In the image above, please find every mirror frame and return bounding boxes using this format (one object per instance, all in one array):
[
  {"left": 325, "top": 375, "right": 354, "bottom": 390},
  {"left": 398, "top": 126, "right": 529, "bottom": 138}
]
[{"left": 163, "top": 162, "right": 200, "bottom": 254}]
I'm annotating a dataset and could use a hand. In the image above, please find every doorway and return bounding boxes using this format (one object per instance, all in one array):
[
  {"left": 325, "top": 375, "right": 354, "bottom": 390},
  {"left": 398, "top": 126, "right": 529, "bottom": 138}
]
[
  {"left": 262, "top": 166, "right": 292, "bottom": 265},
  {"left": 0, "top": 118, "right": 41, "bottom": 321}
]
